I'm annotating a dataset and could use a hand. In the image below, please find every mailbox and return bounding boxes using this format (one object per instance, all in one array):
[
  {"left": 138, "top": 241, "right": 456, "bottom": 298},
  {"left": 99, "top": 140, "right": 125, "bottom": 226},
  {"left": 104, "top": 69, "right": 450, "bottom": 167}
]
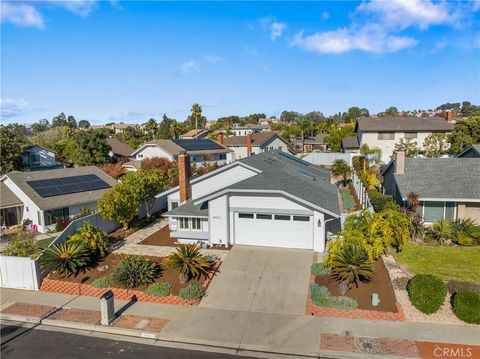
[
  {"left": 100, "top": 290, "right": 115, "bottom": 326},
  {"left": 371, "top": 292, "right": 380, "bottom": 306}
]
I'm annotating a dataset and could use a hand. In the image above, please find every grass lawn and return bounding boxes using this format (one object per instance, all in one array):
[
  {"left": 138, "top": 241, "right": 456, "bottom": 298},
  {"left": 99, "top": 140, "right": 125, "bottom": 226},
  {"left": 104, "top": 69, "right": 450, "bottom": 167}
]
[
  {"left": 394, "top": 244, "right": 480, "bottom": 283},
  {"left": 339, "top": 189, "right": 355, "bottom": 210}
]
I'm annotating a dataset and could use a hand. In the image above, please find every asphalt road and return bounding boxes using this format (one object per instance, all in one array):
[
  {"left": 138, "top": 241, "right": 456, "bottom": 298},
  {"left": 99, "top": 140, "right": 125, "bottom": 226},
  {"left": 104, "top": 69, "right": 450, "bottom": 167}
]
[{"left": 0, "top": 323, "right": 253, "bottom": 359}]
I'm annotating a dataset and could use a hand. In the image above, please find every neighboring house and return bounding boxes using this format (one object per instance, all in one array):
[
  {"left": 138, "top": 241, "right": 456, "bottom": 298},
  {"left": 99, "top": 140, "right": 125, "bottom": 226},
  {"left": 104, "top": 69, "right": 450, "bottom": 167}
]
[
  {"left": 457, "top": 144, "right": 480, "bottom": 158},
  {"left": 292, "top": 134, "right": 327, "bottom": 153},
  {"left": 382, "top": 151, "right": 480, "bottom": 224},
  {"left": 354, "top": 117, "right": 454, "bottom": 163},
  {"left": 91, "top": 123, "right": 142, "bottom": 134},
  {"left": 342, "top": 136, "right": 360, "bottom": 155},
  {"left": 223, "top": 132, "right": 289, "bottom": 159},
  {"left": 163, "top": 150, "right": 341, "bottom": 252},
  {"left": 107, "top": 138, "right": 134, "bottom": 161},
  {"left": 129, "top": 138, "right": 234, "bottom": 168},
  {"left": 22, "top": 145, "right": 64, "bottom": 171},
  {"left": 0, "top": 166, "right": 117, "bottom": 232},
  {"left": 230, "top": 124, "right": 270, "bottom": 136},
  {"left": 181, "top": 129, "right": 210, "bottom": 139}
]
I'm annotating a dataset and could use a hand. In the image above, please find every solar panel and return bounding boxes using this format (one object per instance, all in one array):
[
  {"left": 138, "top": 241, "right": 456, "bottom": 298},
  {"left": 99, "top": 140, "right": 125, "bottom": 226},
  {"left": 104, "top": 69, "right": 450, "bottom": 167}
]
[
  {"left": 279, "top": 152, "right": 311, "bottom": 166},
  {"left": 298, "top": 169, "right": 316, "bottom": 181},
  {"left": 28, "top": 174, "right": 111, "bottom": 198},
  {"left": 173, "top": 139, "right": 224, "bottom": 151}
]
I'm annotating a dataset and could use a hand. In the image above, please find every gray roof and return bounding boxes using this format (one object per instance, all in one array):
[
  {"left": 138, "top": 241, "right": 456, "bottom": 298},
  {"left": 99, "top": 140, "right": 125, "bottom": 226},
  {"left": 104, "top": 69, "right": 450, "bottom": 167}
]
[
  {"left": 457, "top": 144, "right": 480, "bottom": 158},
  {"left": 2, "top": 166, "right": 118, "bottom": 210},
  {"left": 0, "top": 183, "right": 23, "bottom": 208},
  {"left": 107, "top": 138, "right": 134, "bottom": 157},
  {"left": 132, "top": 139, "right": 232, "bottom": 157},
  {"left": 342, "top": 136, "right": 359, "bottom": 149},
  {"left": 168, "top": 200, "right": 209, "bottom": 217},
  {"left": 223, "top": 132, "right": 285, "bottom": 147},
  {"left": 394, "top": 158, "right": 480, "bottom": 200},
  {"left": 356, "top": 117, "right": 454, "bottom": 133}
]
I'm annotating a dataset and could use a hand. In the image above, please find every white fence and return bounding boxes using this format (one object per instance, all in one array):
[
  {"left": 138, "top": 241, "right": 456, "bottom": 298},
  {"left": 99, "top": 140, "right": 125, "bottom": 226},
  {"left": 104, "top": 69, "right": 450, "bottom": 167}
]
[
  {"left": 302, "top": 152, "right": 353, "bottom": 166},
  {"left": 0, "top": 256, "right": 42, "bottom": 290},
  {"left": 352, "top": 171, "right": 374, "bottom": 212}
]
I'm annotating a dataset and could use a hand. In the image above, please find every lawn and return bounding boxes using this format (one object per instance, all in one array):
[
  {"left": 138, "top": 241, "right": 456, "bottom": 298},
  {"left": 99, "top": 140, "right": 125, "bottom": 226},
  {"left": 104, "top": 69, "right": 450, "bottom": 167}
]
[
  {"left": 339, "top": 188, "right": 356, "bottom": 210},
  {"left": 394, "top": 244, "right": 480, "bottom": 283}
]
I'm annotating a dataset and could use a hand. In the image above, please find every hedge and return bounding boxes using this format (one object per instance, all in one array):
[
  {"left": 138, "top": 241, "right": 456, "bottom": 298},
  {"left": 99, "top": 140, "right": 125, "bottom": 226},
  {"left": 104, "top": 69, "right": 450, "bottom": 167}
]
[
  {"left": 407, "top": 274, "right": 446, "bottom": 314},
  {"left": 452, "top": 289, "right": 480, "bottom": 324}
]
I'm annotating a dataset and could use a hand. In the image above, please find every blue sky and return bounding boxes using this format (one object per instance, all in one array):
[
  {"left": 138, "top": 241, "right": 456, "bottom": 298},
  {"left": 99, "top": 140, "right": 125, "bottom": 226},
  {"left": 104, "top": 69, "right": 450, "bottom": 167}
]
[{"left": 1, "top": 1, "right": 480, "bottom": 124}]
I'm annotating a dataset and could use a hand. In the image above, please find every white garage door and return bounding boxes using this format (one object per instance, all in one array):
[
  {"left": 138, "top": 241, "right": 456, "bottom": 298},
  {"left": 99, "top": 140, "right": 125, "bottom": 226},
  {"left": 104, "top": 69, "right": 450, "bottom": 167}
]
[{"left": 233, "top": 212, "right": 313, "bottom": 249}]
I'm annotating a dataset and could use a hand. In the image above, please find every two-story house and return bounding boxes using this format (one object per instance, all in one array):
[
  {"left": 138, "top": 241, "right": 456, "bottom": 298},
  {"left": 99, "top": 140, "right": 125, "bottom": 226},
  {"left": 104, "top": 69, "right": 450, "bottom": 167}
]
[
  {"left": 223, "top": 132, "right": 289, "bottom": 159},
  {"left": 22, "top": 145, "right": 64, "bottom": 171}
]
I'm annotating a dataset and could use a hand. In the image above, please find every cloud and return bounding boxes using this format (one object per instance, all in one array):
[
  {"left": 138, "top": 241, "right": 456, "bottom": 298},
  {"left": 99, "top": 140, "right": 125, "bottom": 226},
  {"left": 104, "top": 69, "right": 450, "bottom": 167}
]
[
  {"left": 53, "top": 1, "right": 98, "bottom": 17},
  {"left": 179, "top": 60, "right": 198, "bottom": 75},
  {"left": 0, "top": 98, "right": 30, "bottom": 119},
  {"left": 1, "top": 2, "right": 44, "bottom": 29},
  {"left": 259, "top": 17, "right": 286, "bottom": 41},
  {"left": 204, "top": 54, "right": 223, "bottom": 64}
]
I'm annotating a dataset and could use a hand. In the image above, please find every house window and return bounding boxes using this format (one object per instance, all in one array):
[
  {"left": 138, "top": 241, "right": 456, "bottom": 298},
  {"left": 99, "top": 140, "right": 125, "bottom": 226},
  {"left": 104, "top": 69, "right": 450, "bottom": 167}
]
[
  {"left": 404, "top": 132, "right": 417, "bottom": 139},
  {"left": 238, "top": 213, "right": 254, "bottom": 219},
  {"left": 171, "top": 201, "right": 178, "bottom": 210},
  {"left": 423, "top": 202, "right": 456, "bottom": 222},
  {"left": 256, "top": 214, "right": 272, "bottom": 220},
  {"left": 274, "top": 214, "right": 291, "bottom": 221},
  {"left": 191, "top": 218, "right": 201, "bottom": 231},
  {"left": 193, "top": 155, "right": 203, "bottom": 162},
  {"left": 293, "top": 216, "right": 310, "bottom": 222},
  {"left": 30, "top": 153, "right": 40, "bottom": 165},
  {"left": 218, "top": 154, "right": 226, "bottom": 160},
  {"left": 378, "top": 132, "right": 395, "bottom": 140},
  {"left": 179, "top": 217, "right": 189, "bottom": 230},
  {"left": 44, "top": 207, "right": 69, "bottom": 226},
  {"left": 445, "top": 202, "right": 456, "bottom": 221},
  {"left": 37, "top": 211, "right": 42, "bottom": 226}
]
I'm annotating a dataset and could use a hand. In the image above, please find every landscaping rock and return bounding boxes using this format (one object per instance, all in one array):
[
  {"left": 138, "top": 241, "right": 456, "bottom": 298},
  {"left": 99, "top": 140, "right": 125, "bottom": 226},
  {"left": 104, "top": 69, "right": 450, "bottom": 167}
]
[{"left": 96, "top": 265, "right": 109, "bottom": 272}]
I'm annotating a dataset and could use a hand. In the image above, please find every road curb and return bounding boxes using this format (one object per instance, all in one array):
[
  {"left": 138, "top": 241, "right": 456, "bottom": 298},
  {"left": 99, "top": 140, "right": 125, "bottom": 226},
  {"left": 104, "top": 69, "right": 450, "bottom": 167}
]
[{"left": 0, "top": 313, "right": 41, "bottom": 324}]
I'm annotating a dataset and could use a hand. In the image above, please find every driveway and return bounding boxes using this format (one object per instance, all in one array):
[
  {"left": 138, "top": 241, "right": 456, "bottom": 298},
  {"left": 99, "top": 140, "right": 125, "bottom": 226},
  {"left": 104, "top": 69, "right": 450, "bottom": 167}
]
[{"left": 200, "top": 245, "right": 313, "bottom": 315}]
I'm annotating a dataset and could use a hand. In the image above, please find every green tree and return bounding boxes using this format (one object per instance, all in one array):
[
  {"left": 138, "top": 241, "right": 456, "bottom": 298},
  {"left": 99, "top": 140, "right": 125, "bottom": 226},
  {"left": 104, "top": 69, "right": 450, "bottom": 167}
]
[
  {"left": 332, "top": 159, "right": 352, "bottom": 187},
  {"left": 158, "top": 114, "right": 180, "bottom": 139},
  {"left": 98, "top": 181, "right": 139, "bottom": 229},
  {"left": 29, "top": 126, "right": 73, "bottom": 158},
  {"left": 324, "top": 124, "right": 355, "bottom": 152},
  {"left": 359, "top": 143, "right": 382, "bottom": 169},
  {"left": 0, "top": 124, "right": 25, "bottom": 173},
  {"left": 423, "top": 133, "right": 448, "bottom": 157},
  {"left": 382, "top": 106, "right": 399, "bottom": 117},
  {"left": 51, "top": 112, "right": 68, "bottom": 127},
  {"left": 67, "top": 115, "right": 77, "bottom": 128},
  {"left": 78, "top": 120, "right": 91, "bottom": 129},
  {"left": 280, "top": 111, "right": 303, "bottom": 123},
  {"left": 64, "top": 129, "right": 110, "bottom": 165},
  {"left": 30, "top": 119, "right": 50, "bottom": 134},
  {"left": 67, "top": 222, "right": 108, "bottom": 256},
  {"left": 190, "top": 103, "right": 203, "bottom": 133},
  {"left": 394, "top": 138, "right": 420, "bottom": 157},
  {"left": 460, "top": 101, "right": 480, "bottom": 117},
  {"left": 144, "top": 118, "right": 158, "bottom": 139},
  {"left": 448, "top": 116, "right": 480, "bottom": 153}
]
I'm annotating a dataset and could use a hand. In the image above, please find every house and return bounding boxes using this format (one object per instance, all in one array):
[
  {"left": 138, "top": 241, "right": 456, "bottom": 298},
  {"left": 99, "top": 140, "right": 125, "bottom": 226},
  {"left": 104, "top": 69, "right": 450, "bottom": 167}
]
[
  {"left": 22, "top": 145, "right": 64, "bottom": 171},
  {"left": 107, "top": 138, "right": 134, "bottom": 161},
  {"left": 163, "top": 150, "right": 341, "bottom": 251},
  {"left": 354, "top": 117, "right": 454, "bottom": 163},
  {"left": 222, "top": 132, "right": 289, "bottom": 159},
  {"left": 129, "top": 138, "right": 234, "bottom": 168},
  {"left": 457, "top": 144, "right": 480, "bottom": 158},
  {"left": 181, "top": 129, "right": 210, "bottom": 139},
  {"left": 341, "top": 136, "right": 360, "bottom": 155},
  {"left": 90, "top": 123, "right": 142, "bottom": 134},
  {"left": 291, "top": 134, "right": 327, "bottom": 153},
  {"left": 382, "top": 151, "right": 480, "bottom": 224},
  {"left": 0, "top": 166, "right": 117, "bottom": 232},
  {"left": 230, "top": 124, "right": 270, "bottom": 136}
]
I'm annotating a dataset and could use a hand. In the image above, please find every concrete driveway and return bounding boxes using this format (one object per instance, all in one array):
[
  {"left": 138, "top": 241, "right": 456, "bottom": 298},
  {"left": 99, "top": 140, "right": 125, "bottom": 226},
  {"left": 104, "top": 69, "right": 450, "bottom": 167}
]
[{"left": 200, "top": 245, "right": 313, "bottom": 315}]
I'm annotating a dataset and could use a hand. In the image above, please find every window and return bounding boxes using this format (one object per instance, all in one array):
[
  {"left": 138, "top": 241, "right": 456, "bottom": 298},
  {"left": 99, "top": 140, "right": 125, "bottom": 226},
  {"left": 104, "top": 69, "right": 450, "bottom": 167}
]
[
  {"left": 179, "top": 217, "right": 189, "bottom": 230},
  {"left": 274, "top": 214, "right": 290, "bottom": 221},
  {"left": 445, "top": 202, "right": 456, "bottom": 221},
  {"left": 44, "top": 207, "right": 69, "bottom": 226},
  {"left": 191, "top": 218, "right": 201, "bottom": 230},
  {"left": 423, "top": 202, "right": 456, "bottom": 222},
  {"left": 293, "top": 216, "right": 310, "bottom": 222},
  {"left": 219, "top": 154, "right": 226, "bottom": 160},
  {"left": 378, "top": 132, "right": 395, "bottom": 140},
  {"left": 238, "top": 213, "right": 254, "bottom": 219},
  {"left": 256, "top": 214, "right": 272, "bottom": 220},
  {"left": 193, "top": 155, "right": 203, "bottom": 162},
  {"left": 171, "top": 201, "right": 178, "bottom": 210},
  {"left": 30, "top": 153, "right": 40, "bottom": 165},
  {"left": 404, "top": 132, "right": 417, "bottom": 139},
  {"left": 37, "top": 211, "right": 42, "bottom": 226}
]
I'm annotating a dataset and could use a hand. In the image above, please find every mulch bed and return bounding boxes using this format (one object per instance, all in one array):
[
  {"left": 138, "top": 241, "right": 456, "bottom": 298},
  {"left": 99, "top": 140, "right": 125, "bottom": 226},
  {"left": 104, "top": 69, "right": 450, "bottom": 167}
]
[
  {"left": 316, "top": 258, "right": 398, "bottom": 313},
  {"left": 139, "top": 226, "right": 177, "bottom": 247}
]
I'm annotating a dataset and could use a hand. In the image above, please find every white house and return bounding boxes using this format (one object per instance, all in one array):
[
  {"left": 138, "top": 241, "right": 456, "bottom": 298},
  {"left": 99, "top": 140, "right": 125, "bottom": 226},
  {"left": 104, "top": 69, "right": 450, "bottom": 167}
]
[
  {"left": 0, "top": 167, "right": 117, "bottom": 232},
  {"left": 22, "top": 145, "right": 64, "bottom": 171},
  {"left": 230, "top": 124, "right": 270, "bottom": 136},
  {"left": 163, "top": 150, "right": 341, "bottom": 252},
  {"left": 354, "top": 117, "right": 454, "bottom": 163},
  {"left": 223, "top": 132, "right": 289, "bottom": 160}
]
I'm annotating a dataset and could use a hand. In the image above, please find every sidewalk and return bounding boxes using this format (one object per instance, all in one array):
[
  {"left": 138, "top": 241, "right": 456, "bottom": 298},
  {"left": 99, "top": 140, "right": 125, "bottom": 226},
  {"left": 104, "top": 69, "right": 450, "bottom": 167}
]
[{"left": 1, "top": 288, "right": 479, "bottom": 358}]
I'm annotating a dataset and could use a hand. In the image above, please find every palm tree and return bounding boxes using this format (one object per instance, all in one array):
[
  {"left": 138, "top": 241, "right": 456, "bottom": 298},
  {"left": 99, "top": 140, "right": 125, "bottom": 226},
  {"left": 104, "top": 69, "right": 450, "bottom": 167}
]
[
  {"left": 430, "top": 219, "right": 453, "bottom": 245},
  {"left": 332, "top": 159, "right": 352, "bottom": 187},
  {"left": 191, "top": 103, "right": 202, "bottom": 138},
  {"left": 330, "top": 244, "right": 374, "bottom": 294},
  {"left": 40, "top": 241, "right": 91, "bottom": 277},
  {"left": 163, "top": 244, "right": 211, "bottom": 283}
]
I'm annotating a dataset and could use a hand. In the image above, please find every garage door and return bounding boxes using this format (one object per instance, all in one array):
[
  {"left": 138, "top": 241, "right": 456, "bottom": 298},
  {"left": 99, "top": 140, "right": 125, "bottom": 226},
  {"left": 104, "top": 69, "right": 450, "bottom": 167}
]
[{"left": 233, "top": 212, "right": 313, "bottom": 249}]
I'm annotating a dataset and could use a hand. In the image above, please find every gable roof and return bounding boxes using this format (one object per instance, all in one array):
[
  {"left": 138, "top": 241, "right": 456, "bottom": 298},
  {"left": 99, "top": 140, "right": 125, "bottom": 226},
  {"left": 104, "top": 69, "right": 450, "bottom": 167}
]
[
  {"left": 181, "top": 129, "right": 210, "bottom": 138},
  {"left": 342, "top": 136, "right": 359, "bottom": 149},
  {"left": 391, "top": 158, "right": 480, "bottom": 201},
  {"left": 356, "top": 117, "right": 453, "bottom": 133},
  {"left": 107, "top": 138, "right": 134, "bottom": 157},
  {"left": 223, "top": 132, "right": 286, "bottom": 147},
  {"left": 131, "top": 139, "right": 232, "bottom": 157},
  {"left": 457, "top": 144, "right": 480, "bottom": 158},
  {"left": 0, "top": 183, "right": 23, "bottom": 208}
]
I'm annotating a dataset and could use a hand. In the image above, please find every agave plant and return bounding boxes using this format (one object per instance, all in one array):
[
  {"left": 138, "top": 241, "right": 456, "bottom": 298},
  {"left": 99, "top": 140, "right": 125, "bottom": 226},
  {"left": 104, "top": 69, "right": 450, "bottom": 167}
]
[
  {"left": 430, "top": 219, "right": 453, "bottom": 245},
  {"left": 111, "top": 256, "right": 159, "bottom": 289},
  {"left": 330, "top": 244, "right": 374, "bottom": 294},
  {"left": 163, "top": 244, "right": 211, "bottom": 284},
  {"left": 40, "top": 241, "right": 91, "bottom": 277}
]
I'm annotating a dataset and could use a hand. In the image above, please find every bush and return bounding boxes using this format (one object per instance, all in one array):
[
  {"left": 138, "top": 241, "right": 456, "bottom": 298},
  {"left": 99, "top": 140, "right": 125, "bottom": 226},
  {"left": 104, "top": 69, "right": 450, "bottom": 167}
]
[
  {"left": 451, "top": 218, "right": 480, "bottom": 246},
  {"left": 311, "top": 263, "right": 331, "bottom": 276},
  {"left": 55, "top": 217, "right": 72, "bottom": 232},
  {"left": 163, "top": 244, "right": 211, "bottom": 283},
  {"left": 111, "top": 256, "right": 159, "bottom": 289},
  {"left": 92, "top": 276, "right": 112, "bottom": 288},
  {"left": 3, "top": 233, "right": 39, "bottom": 258},
  {"left": 452, "top": 289, "right": 480, "bottom": 324},
  {"left": 310, "top": 284, "right": 358, "bottom": 310},
  {"left": 144, "top": 282, "right": 173, "bottom": 296},
  {"left": 67, "top": 222, "right": 109, "bottom": 256},
  {"left": 40, "top": 241, "right": 91, "bottom": 277},
  {"left": 446, "top": 280, "right": 480, "bottom": 294},
  {"left": 407, "top": 274, "right": 447, "bottom": 314},
  {"left": 330, "top": 244, "right": 374, "bottom": 290},
  {"left": 368, "top": 190, "right": 395, "bottom": 212},
  {"left": 179, "top": 284, "right": 205, "bottom": 300}
]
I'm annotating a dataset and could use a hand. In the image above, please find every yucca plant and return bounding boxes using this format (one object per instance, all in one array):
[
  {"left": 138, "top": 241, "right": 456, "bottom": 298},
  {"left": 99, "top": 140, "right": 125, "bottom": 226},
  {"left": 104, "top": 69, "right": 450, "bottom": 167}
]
[
  {"left": 163, "top": 244, "right": 211, "bottom": 284},
  {"left": 430, "top": 219, "right": 452, "bottom": 245},
  {"left": 330, "top": 244, "right": 374, "bottom": 294},
  {"left": 111, "top": 256, "right": 159, "bottom": 289},
  {"left": 40, "top": 241, "right": 91, "bottom": 277}
]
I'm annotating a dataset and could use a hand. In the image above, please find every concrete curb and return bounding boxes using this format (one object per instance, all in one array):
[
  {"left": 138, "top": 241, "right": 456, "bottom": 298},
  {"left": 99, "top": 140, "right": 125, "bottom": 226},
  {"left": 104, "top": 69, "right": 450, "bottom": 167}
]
[{"left": 0, "top": 313, "right": 41, "bottom": 324}]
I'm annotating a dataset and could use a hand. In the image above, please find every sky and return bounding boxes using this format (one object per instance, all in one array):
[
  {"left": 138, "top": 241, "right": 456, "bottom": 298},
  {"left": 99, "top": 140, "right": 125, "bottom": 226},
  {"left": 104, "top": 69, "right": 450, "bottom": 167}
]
[{"left": 1, "top": 0, "right": 480, "bottom": 125}]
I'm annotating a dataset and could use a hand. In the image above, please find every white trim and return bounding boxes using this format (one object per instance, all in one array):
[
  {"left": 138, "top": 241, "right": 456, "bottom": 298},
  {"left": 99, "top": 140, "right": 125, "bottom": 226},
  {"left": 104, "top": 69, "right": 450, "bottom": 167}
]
[{"left": 403, "top": 197, "right": 480, "bottom": 203}]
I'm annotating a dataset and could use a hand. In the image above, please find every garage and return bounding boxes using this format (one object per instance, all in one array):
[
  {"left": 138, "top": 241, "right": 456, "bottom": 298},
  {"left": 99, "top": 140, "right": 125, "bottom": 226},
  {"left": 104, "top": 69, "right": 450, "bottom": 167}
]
[{"left": 233, "top": 211, "right": 313, "bottom": 249}]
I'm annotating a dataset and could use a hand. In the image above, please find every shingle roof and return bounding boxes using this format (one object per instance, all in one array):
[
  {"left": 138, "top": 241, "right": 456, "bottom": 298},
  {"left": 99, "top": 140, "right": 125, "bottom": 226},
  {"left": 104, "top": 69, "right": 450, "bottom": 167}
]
[
  {"left": 2, "top": 166, "right": 117, "bottom": 210},
  {"left": 223, "top": 132, "right": 283, "bottom": 147},
  {"left": 132, "top": 139, "right": 231, "bottom": 157},
  {"left": 342, "top": 136, "right": 359, "bottom": 149},
  {"left": 107, "top": 138, "right": 134, "bottom": 157},
  {"left": 457, "top": 144, "right": 480, "bottom": 158},
  {"left": 168, "top": 200, "right": 209, "bottom": 217},
  {"left": 304, "top": 133, "right": 326, "bottom": 145},
  {"left": 0, "top": 183, "right": 23, "bottom": 208},
  {"left": 181, "top": 129, "right": 210, "bottom": 138},
  {"left": 356, "top": 117, "right": 454, "bottom": 133},
  {"left": 394, "top": 158, "right": 480, "bottom": 200}
]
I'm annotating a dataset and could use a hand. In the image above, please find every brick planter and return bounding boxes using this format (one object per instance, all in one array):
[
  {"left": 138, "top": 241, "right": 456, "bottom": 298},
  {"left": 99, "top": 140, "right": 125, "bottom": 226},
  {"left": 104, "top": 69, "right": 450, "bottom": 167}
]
[{"left": 41, "top": 260, "right": 221, "bottom": 306}]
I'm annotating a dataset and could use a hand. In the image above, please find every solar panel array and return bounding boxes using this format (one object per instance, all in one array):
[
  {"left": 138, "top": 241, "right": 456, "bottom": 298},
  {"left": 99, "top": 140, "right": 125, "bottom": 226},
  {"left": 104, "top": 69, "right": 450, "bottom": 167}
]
[
  {"left": 27, "top": 174, "right": 111, "bottom": 198},
  {"left": 173, "top": 139, "right": 224, "bottom": 151}
]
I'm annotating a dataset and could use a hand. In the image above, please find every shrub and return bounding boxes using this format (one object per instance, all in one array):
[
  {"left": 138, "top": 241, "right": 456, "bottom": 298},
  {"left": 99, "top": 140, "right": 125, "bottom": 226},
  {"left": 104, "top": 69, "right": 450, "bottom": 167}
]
[
  {"left": 452, "top": 289, "right": 480, "bottom": 324},
  {"left": 67, "top": 222, "right": 109, "bottom": 256},
  {"left": 55, "top": 217, "right": 72, "bottom": 232},
  {"left": 430, "top": 219, "right": 453, "bottom": 245},
  {"left": 311, "top": 263, "right": 331, "bottom": 276},
  {"left": 92, "top": 276, "right": 112, "bottom": 288},
  {"left": 407, "top": 274, "right": 447, "bottom": 314},
  {"left": 111, "top": 256, "right": 159, "bottom": 289},
  {"left": 310, "top": 284, "right": 358, "bottom": 310},
  {"left": 451, "top": 218, "right": 480, "bottom": 246},
  {"left": 145, "top": 282, "right": 173, "bottom": 296},
  {"left": 446, "top": 280, "right": 480, "bottom": 294},
  {"left": 456, "top": 234, "right": 474, "bottom": 246},
  {"left": 163, "top": 244, "right": 211, "bottom": 283},
  {"left": 179, "top": 284, "right": 205, "bottom": 300},
  {"left": 3, "top": 233, "right": 39, "bottom": 258},
  {"left": 368, "top": 190, "right": 395, "bottom": 212},
  {"left": 330, "top": 244, "right": 374, "bottom": 292},
  {"left": 40, "top": 241, "right": 91, "bottom": 276}
]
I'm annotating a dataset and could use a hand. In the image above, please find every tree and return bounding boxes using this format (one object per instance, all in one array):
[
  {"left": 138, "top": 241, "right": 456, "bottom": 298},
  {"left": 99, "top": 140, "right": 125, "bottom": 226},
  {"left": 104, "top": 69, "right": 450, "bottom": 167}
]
[
  {"left": 51, "top": 112, "right": 68, "bottom": 127},
  {"left": 359, "top": 144, "right": 381, "bottom": 169},
  {"left": 63, "top": 129, "right": 110, "bottom": 165},
  {"left": 98, "top": 181, "right": 139, "bottom": 229},
  {"left": 394, "top": 138, "right": 420, "bottom": 157},
  {"left": 30, "top": 119, "right": 50, "bottom": 134},
  {"left": 359, "top": 169, "right": 380, "bottom": 190},
  {"left": 29, "top": 126, "right": 73, "bottom": 158},
  {"left": 324, "top": 124, "right": 355, "bottom": 152},
  {"left": 99, "top": 162, "right": 126, "bottom": 179},
  {"left": 67, "top": 115, "right": 77, "bottom": 129},
  {"left": 423, "top": 133, "right": 448, "bottom": 157},
  {"left": 158, "top": 114, "right": 180, "bottom": 139},
  {"left": 405, "top": 191, "right": 422, "bottom": 236},
  {"left": 141, "top": 157, "right": 173, "bottom": 174},
  {"left": 67, "top": 222, "right": 108, "bottom": 256},
  {"left": 144, "top": 118, "right": 158, "bottom": 139},
  {"left": 460, "top": 101, "right": 480, "bottom": 117},
  {"left": 332, "top": 159, "right": 352, "bottom": 187},
  {"left": 383, "top": 107, "right": 399, "bottom": 117},
  {"left": 280, "top": 111, "right": 302, "bottom": 123},
  {"left": 0, "top": 124, "right": 25, "bottom": 173},
  {"left": 448, "top": 116, "right": 480, "bottom": 153},
  {"left": 344, "top": 107, "right": 370, "bottom": 121},
  {"left": 190, "top": 103, "right": 203, "bottom": 134},
  {"left": 78, "top": 120, "right": 91, "bottom": 129}
]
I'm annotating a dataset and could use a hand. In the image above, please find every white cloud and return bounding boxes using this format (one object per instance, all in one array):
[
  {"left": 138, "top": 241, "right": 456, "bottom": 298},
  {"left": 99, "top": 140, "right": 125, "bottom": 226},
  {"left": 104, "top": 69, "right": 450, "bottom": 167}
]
[
  {"left": 204, "top": 54, "right": 223, "bottom": 64},
  {"left": 0, "top": 98, "right": 30, "bottom": 119},
  {"left": 179, "top": 60, "right": 198, "bottom": 75},
  {"left": 270, "top": 21, "right": 286, "bottom": 41},
  {"left": 53, "top": 0, "right": 98, "bottom": 17},
  {"left": 0, "top": 2, "right": 44, "bottom": 29}
]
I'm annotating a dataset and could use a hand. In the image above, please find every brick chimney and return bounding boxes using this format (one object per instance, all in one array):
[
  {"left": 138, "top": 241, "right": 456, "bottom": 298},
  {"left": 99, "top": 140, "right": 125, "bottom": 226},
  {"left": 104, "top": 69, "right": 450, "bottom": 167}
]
[
  {"left": 446, "top": 111, "right": 454, "bottom": 123},
  {"left": 216, "top": 133, "right": 224, "bottom": 145},
  {"left": 395, "top": 151, "right": 405, "bottom": 175},
  {"left": 178, "top": 151, "right": 191, "bottom": 203},
  {"left": 246, "top": 133, "right": 252, "bottom": 157}
]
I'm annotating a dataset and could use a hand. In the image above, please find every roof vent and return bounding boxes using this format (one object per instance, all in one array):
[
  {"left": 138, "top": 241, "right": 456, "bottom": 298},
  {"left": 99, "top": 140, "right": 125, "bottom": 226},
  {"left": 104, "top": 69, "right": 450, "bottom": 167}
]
[
  {"left": 298, "top": 169, "right": 316, "bottom": 181},
  {"left": 279, "top": 152, "right": 310, "bottom": 165}
]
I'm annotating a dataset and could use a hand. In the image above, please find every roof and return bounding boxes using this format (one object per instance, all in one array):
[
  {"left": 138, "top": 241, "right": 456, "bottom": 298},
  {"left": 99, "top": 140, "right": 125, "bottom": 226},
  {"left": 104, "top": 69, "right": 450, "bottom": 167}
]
[
  {"left": 0, "top": 183, "right": 23, "bottom": 208},
  {"left": 457, "top": 144, "right": 480, "bottom": 158},
  {"left": 122, "top": 160, "right": 142, "bottom": 170},
  {"left": 132, "top": 139, "right": 232, "bottom": 157},
  {"left": 181, "top": 129, "right": 210, "bottom": 138},
  {"left": 356, "top": 117, "right": 454, "bottom": 133},
  {"left": 23, "top": 145, "right": 56, "bottom": 154},
  {"left": 223, "top": 132, "right": 285, "bottom": 147},
  {"left": 304, "top": 133, "right": 326, "bottom": 145},
  {"left": 107, "top": 138, "right": 134, "bottom": 157},
  {"left": 392, "top": 158, "right": 480, "bottom": 200},
  {"left": 2, "top": 166, "right": 118, "bottom": 210},
  {"left": 342, "top": 136, "right": 360, "bottom": 149},
  {"left": 168, "top": 200, "right": 209, "bottom": 217},
  {"left": 232, "top": 124, "right": 270, "bottom": 130}
]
